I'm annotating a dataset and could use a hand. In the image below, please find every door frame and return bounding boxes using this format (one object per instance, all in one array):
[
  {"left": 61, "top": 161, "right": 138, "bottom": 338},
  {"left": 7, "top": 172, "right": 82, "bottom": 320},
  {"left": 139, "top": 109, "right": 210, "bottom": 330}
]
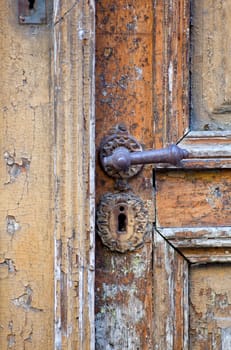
[{"left": 53, "top": 1, "right": 95, "bottom": 348}]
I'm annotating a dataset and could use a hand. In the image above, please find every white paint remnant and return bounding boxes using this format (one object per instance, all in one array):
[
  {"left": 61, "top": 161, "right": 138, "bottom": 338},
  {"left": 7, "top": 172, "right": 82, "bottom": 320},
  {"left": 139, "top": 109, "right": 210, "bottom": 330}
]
[
  {"left": 168, "top": 61, "right": 173, "bottom": 93},
  {"left": 96, "top": 283, "right": 144, "bottom": 349},
  {"left": 78, "top": 29, "right": 86, "bottom": 40},
  {"left": 134, "top": 66, "right": 143, "bottom": 80},
  {"left": 53, "top": 0, "right": 60, "bottom": 22},
  {"left": 222, "top": 328, "right": 231, "bottom": 350},
  {"left": 6, "top": 216, "right": 21, "bottom": 234}
]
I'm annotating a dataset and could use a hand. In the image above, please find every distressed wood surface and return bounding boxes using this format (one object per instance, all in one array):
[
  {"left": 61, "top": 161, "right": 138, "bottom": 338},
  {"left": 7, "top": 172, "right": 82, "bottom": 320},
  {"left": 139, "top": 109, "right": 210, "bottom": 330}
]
[
  {"left": 156, "top": 170, "right": 231, "bottom": 227},
  {"left": 153, "top": 0, "right": 231, "bottom": 169},
  {"left": 181, "top": 248, "right": 231, "bottom": 264},
  {"left": 96, "top": 1, "right": 231, "bottom": 349},
  {"left": 53, "top": 1, "right": 95, "bottom": 349},
  {"left": 0, "top": 1, "right": 54, "bottom": 348},
  {"left": 153, "top": 230, "right": 189, "bottom": 350},
  {"left": 153, "top": 0, "right": 190, "bottom": 148},
  {"left": 159, "top": 227, "right": 231, "bottom": 249},
  {"left": 191, "top": 0, "right": 231, "bottom": 131},
  {"left": 177, "top": 131, "right": 231, "bottom": 169},
  {"left": 0, "top": 1, "right": 95, "bottom": 349},
  {"left": 190, "top": 264, "right": 231, "bottom": 349},
  {"left": 158, "top": 226, "right": 231, "bottom": 263},
  {"left": 95, "top": 1, "right": 154, "bottom": 348},
  {"left": 157, "top": 131, "right": 231, "bottom": 169}
]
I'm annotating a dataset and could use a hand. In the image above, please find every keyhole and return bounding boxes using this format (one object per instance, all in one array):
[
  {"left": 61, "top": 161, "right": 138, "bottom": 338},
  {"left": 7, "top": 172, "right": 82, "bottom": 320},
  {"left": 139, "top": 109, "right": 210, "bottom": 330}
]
[
  {"left": 28, "top": 0, "right": 35, "bottom": 10},
  {"left": 118, "top": 206, "right": 127, "bottom": 233}
]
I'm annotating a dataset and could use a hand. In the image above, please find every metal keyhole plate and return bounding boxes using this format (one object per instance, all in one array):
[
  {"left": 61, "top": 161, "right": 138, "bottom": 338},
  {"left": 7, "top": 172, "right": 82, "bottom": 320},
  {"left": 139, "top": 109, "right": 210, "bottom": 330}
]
[{"left": 96, "top": 192, "right": 148, "bottom": 253}]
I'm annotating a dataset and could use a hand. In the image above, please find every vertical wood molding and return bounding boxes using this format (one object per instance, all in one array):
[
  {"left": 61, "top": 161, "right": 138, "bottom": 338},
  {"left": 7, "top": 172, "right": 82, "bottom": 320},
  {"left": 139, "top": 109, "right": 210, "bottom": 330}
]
[
  {"left": 153, "top": 230, "right": 189, "bottom": 349},
  {"left": 53, "top": 1, "right": 95, "bottom": 349},
  {"left": 153, "top": 0, "right": 190, "bottom": 148}
]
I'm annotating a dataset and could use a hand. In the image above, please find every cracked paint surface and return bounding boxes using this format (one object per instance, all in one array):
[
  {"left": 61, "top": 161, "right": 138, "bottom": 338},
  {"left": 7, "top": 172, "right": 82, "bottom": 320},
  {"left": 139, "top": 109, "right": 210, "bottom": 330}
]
[
  {"left": 190, "top": 264, "right": 231, "bottom": 349},
  {"left": 0, "top": 1, "right": 54, "bottom": 349}
]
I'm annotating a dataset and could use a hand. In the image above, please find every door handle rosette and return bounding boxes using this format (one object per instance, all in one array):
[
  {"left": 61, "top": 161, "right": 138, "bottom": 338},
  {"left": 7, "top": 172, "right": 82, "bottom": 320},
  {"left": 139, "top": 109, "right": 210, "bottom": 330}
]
[{"left": 99, "top": 124, "right": 189, "bottom": 179}]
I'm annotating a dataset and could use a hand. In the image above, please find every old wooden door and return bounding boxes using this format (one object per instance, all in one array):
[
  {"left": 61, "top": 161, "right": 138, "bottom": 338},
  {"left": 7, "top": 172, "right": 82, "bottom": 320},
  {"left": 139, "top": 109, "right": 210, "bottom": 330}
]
[{"left": 95, "top": 1, "right": 231, "bottom": 349}]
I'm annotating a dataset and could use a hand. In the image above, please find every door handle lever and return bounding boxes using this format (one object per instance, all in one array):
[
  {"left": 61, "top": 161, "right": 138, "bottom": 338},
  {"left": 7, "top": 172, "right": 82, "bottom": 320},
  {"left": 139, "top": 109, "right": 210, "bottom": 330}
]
[
  {"left": 99, "top": 124, "right": 189, "bottom": 179},
  {"left": 103, "top": 144, "right": 188, "bottom": 171}
]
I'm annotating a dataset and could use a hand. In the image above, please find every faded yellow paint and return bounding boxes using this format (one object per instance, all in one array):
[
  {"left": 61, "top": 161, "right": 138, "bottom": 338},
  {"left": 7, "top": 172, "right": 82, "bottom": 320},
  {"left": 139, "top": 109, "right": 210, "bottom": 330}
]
[
  {"left": 0, "top": 1, "right": 95, "bottom": 349},
  {"left": 0, "top": 1, "right": 54, "bottom": 349}
]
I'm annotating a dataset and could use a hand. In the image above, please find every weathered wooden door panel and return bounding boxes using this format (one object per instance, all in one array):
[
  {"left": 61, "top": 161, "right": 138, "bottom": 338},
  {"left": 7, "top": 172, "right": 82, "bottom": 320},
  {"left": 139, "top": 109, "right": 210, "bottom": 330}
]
[
  {"left": 96, "top": 0, "right": 231, "bottom": 349},
  {"left": 191, "top": 0, "right": 231, "bottom": 131},
  {"left": 0, "top": 2, "right": 54, "bottom": 348},
  {"left": 154, "top": 229, "right": 231, "bottom": 349},
  {"left": 156, "top": 170, "right": 231, "bottom": 227},
  {"left": 154, "top": 1, "right": 231, "bottom": 347},
  {"left": 95, "top": 1, "right": 155, "bottom": 348},
  {"left": 0, "top": 1, "right": 95, "bottom": 349}
]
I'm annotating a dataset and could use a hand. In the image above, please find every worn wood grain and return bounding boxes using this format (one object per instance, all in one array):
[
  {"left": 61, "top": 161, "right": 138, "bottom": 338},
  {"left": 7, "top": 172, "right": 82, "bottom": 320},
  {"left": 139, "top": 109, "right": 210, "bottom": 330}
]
[
  {"left": 94, "top": 1, "right": 231, "bottom": 349},
  {"left": 0, "top": 1, "right": 95, "bottom": 349},
  {"left": 53, "top": 0, "right": 95, "bottom": 349},
  {"left": 156, "top": 170, "right": 231, "bottom": 227},
  {"left": 176, "top": 131, "right": 231, "bottom": 169},
  {"left": 153, "top": 0, "right": 190, "bottom": 148},
  {"left": 191, "top": 0, "right": 231, "bottom": 131},
  {"left": 153, "top": 0, "right": 231, "bottom": 168},
  {"left": 153, "top": 230, "right": 188, "bottom": 350},
  {"left": 159, "top": 227, "right": 231, "bottom": 249},
  {"left": 181, "top": 248, "right": 231, "bottom": 264},
  {"left": 190, "top": 264, "right": 231, "bottom": 349},
  {"left": 95, "top": 1, "right": 154, "bottom": 348},
  {"left": 0, "top": 1, "right": 54, "bottom": 348}
]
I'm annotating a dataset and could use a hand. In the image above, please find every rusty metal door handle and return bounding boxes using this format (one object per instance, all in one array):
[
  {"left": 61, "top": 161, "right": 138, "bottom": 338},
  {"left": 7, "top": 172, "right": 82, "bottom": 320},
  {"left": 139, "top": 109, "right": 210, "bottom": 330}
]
[
  {"left": 99, "top": 124, "right": 189, "bottom": 179},
  {"left": 103, "top": 144, "right": 188, "bottom": 171}
]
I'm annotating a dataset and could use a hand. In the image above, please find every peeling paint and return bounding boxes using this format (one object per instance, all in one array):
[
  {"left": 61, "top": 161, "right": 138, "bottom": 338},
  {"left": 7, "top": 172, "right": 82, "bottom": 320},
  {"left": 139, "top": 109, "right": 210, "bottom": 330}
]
[
  {"left": 190, "top": 264, "right": 231, "bottom": 348},
  {"left": 12, "top": 285, "right": 43, "bottom": 312},
  {"left": 6, "top": 215, "right": 21, "bottom": 235},
  {"left": 7, "top": 321, "right": 15, "bottom": 349},
  {"left": 96, "top": 284, "right": 144, "bottom": 350},
  {"left": 0, "top": 259, "right": 17, "bottom": 276},
  {"left": 134, "top": 66, "right": 143, "bottom": 80},
  {"left": 222, "top": 328, "right": 231, "bottom": 349},
  {"left": 7, "top": 334, "right": 15, "bottom": 349},
  {"left": 168, "top": 61, "right": 173, "bottom": 94},
  {"left": 4, "top": 151, "right": 30, "bottom": 183}
]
